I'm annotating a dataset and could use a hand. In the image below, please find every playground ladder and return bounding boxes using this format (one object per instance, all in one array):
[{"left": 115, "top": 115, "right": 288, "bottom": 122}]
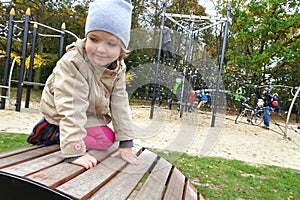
[
  {"left": 0, "top": 85, "right": 10, "bottom": 99},
  {"left": 0, "top": 57, "right": 20, "bottom": 104},
  {"left": 0, "top": 55, "right": 9, "bottom": 99}
]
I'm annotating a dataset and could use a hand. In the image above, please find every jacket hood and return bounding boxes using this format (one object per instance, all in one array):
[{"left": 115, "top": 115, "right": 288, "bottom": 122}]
[{"left": 66, "top": 38, "right": 86, "bottom": 56}]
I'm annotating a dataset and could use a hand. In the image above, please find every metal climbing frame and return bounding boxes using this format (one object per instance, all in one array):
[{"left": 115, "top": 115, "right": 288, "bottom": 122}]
[
  {"left": 0, "top": 8, "right": 78, "bottom": 111},
  {"left": 165, "top": 13, "right": 229, "bottom": 118},
  {"left": 285, "top": 86, "right": 300, "bottom": 138},
  {"left": 149, "top": 0, "right": 232, "bottom": 120}
]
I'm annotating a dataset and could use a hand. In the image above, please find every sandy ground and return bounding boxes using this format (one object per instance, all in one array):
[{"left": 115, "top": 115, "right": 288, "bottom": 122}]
[{"left": 1, "top": 100, "right": 300, "bottom": 171}]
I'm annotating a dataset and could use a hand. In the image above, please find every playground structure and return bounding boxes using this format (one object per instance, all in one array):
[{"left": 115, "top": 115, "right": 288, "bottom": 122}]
[
  {"left": 0, "top": 8, "right": 78, "bottom": 112},
  {"left": 284, "top": 86, "right": 300, "bottom": 139},
  {"left": 150, "top": 0, "right": 232, "bottom": 124}
]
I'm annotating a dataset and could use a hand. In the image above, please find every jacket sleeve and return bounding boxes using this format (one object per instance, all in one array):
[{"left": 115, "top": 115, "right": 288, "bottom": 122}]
[
  {"left": 110, "top": 64, "right": 135, "bottom": 142},
  {"left": 53, "top": 56, "right": 89, "bottom": 157}
]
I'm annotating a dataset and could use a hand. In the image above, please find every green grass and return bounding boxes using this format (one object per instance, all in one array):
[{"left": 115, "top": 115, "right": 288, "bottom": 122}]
[
  {"left": 7, "top": 87, "right": 43, "bottom": 100},
  {"left": 151, "top": 149, "right": 300, "bottom": 200},
  {"left": 1, "top": 133, "right": 299, "bottom": 200},
  {"left": 0, "top": 133, "right": 31, "bottom": 150}
]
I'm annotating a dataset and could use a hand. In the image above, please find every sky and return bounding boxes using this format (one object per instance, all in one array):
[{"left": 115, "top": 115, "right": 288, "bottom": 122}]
[
  {"left": 0, "top": 0, "right": 12, "bottom": 6},
  {"left": 0, "top": 0, "right": 12, "bottom": 3},
  {"left": 198, "top": 0, "right": 219, "bottom": 16}
]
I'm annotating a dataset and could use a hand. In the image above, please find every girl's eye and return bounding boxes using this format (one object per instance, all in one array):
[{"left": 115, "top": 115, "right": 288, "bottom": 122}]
[
  {"left": 107, "top": 41, "right": 117, "bottom": 47},
  {"left": 90, "top": 37, "right": 98, "bottom": 42}
]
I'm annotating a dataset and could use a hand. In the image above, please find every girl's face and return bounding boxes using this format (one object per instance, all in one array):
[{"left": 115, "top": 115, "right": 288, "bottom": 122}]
[{"left": 85, "top": 30, "right": 122, "bottom": 67}]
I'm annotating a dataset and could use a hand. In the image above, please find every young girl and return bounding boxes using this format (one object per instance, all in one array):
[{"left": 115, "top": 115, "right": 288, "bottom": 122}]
[{"left": 27, "top": 0, "right": 139, "bottom": 169}]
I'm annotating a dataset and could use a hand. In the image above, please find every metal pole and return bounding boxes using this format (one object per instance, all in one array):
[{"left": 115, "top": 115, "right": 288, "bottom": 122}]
[
  {"left": 25, "top": 23, "right": 38, "bottom": 108},
  {"left": 59, "top": 22, "right": 66, "bottom": 59},
  {"left": 211, "top": 1, "right": 232, "bottom": 127},
  {"left": 179, "top": 21, "right": 194, "bottom": 118},
  {"left": 285, "top": 87, "right": 300, "bottom": 138},
  {"left": 16, "top": 8, "right": 31, "bottom": 112},
  {"left": 0, "top": 8, "right": 15, "bottom": 109},
  {"left": 149, "top": 0, "right": 167, "bottom": 119}
]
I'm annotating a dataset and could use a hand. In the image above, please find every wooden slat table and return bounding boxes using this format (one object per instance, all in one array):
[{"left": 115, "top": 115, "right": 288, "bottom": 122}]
[{"left": 0, "top": 144, "right": 205, "bottom": 200}]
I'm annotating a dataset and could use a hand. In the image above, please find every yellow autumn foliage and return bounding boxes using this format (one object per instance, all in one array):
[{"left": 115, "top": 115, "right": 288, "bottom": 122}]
[
  {"left": 25, "top": 54, "right": 43, "bottom": 69},
  {"left": 125, "top": 72, "right": 134, "bottom": 84},
  {"left": 0, "top": 50, "right": 43, "bottom": 69}
]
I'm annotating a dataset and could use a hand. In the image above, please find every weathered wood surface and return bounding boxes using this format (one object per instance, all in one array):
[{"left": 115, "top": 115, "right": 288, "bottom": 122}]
[{"left": 0, "top": 144, "right": 205, "bottom": 200}]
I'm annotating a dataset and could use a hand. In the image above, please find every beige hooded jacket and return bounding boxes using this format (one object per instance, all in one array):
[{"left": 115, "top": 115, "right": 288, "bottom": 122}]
[{"left": 40, "top": 39, "right": 134, "bottom": 158}]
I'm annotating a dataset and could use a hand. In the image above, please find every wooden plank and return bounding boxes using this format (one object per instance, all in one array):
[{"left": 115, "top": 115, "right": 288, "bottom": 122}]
[
  {"left": 1, "top": 151, "right": 64, "bottom": 176},
  {"left": 27, "top": 162, "right": 84, "bottom": 188},
  {"left": 134, "top": 157, "right": 172, "bottom": 200},
  {"left": 163, "top": 167, "right": 186, "bottom": 200},
  {"left": 29, "top": 144, "right": 119, "bottom": 189},
  {"left": 90, "top": 149, "right": 158, "bottom": 200},
  {"left": 88, "top": 143, "right": 118, "bottom": 161},
  {"left": 0, "top": 145, "right": 60, "bottom": 169},
  {"left": 56, "top": 146, "right": 143, "bottom": 200},
  {"left": 183, "top": 181, "right": 198, "bottom": 200},
  {"left": 0, "top": 145, "right": 42, "bottom": 159},
  {"left": 57, "top": 156, "right": 125, "bottom": 199}
]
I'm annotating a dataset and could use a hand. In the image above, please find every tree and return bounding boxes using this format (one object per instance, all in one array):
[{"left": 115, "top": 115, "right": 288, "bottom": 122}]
[{"left": 225, "top": 0, "right": 300, "bottom": 89}]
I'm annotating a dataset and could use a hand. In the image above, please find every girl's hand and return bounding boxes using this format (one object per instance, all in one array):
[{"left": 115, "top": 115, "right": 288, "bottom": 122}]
[
  {"left": 111, "top": 147, "right": 139, "bottom": 165},
  {"left": 72, "top": 152, "right": 97, "bottom": 169}
]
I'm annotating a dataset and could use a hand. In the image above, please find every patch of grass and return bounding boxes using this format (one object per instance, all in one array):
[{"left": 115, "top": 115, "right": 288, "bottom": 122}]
[
  {"left": 1, "top": 133, "right": 299, "bottom": 200},
  {"left": 8, "top": 87, "right": 43, "bottom": 101},
  {"left": 0, "top": 133, "right": 30, "bottom": 152},
  {"left": 151, "top": 149, "right": 300, "bottom": 200}
]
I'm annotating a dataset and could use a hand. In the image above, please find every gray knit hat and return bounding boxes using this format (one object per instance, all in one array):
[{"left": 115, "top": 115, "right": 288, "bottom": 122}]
[{"left": 85, "top": 0, "right": 132, "bottom": 48}]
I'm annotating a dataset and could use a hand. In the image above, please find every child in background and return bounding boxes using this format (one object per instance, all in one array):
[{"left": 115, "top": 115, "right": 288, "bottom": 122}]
[
  {"left": 27, "top": 0, "right": 139, "bottom": 169},
  {"left": 197, "top": 90, "right": 208, "bottom": 109},
  {"left": 158, "top": 25, "right": 173, "bottom": 61},
  {"left": 273, "top": 93, "right": 282, "bottom": 115},
  {"left": 188, "top": 89, "right": 196, "bottom": 112}
]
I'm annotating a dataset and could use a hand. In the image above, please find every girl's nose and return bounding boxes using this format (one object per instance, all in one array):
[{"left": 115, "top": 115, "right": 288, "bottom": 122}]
[{"left": 95, "top": 42, "right": 106, "bottom": 52}]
